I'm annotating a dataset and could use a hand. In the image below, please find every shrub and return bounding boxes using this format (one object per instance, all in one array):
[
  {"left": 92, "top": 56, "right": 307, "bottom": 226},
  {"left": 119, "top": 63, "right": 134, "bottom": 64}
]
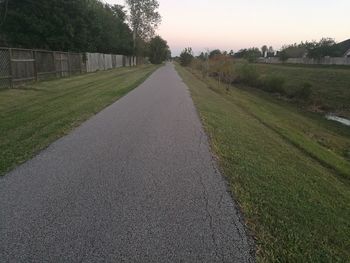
[
  {"left": 236, "top": 63, "right": 260, "bottom": 86},
  {"left": 293, "top": 82, "right": 312, "bottom": 100},
  {"left": 260, "top": 75, "right": 286, "bottom": 95},
  {"left": 180, "top": 48, "right": 194, "bottom": 66}
]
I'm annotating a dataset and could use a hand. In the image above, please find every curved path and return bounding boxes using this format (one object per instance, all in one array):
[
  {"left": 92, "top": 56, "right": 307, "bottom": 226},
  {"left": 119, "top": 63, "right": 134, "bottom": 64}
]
[{"left": 0, "top": 63, "right": 252, "bottom": 262}]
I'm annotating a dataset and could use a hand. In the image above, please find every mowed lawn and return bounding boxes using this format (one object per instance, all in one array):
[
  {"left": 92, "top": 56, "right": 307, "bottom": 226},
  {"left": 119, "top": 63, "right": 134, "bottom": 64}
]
[
  {"left": 176, "top": 65, "right": 350, "bottom": 262},
  {"left": 254, "top": 63, "right": 350, "bottom": 117},
  {"left": 0, "top": 65, "right": 159, "bottom": 176}
]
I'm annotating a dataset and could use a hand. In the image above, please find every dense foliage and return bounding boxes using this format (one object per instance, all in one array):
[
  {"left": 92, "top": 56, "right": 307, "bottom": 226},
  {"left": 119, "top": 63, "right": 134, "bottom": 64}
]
[
  {"left": 126, "top": 0, "right": 161, "bottom": 56},
  {"left": 233, "top": 48, "right": 262, "bottom": 62},
  {"left": 0, "top": 0, "right": 132, "bottom": 54},
  {"left": 148, "top": 36, "right": 170, "bottom": 64},
  {"left": 209, "top": 49, "right": 222, "bottom": 59},
  {"left": 279, "top": 38, "right": 350, "bottom": 60},
  {"left": 179, "top": 47, "right": 194, "bottom": 66}
]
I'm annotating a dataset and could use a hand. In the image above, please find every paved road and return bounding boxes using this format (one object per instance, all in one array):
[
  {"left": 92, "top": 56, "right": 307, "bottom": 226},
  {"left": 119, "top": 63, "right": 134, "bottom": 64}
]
[{"left": 0, "top": 63, "right": 253, "bottom": 262}]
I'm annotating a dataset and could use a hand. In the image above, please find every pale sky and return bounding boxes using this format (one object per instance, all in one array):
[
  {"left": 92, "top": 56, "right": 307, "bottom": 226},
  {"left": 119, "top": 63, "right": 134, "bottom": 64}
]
[{"left": 104, "top": 0, "right": 350, "bottom": 56}]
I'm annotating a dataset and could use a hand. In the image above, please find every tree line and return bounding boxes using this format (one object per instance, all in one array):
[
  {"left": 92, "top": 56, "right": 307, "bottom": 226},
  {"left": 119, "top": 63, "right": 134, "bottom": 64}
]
[
  {"left": 179, "top": 37, "right": 349, "bottom": 65},
  {"left": 0, "top": 0, "right": 170, "bottom": 63}
]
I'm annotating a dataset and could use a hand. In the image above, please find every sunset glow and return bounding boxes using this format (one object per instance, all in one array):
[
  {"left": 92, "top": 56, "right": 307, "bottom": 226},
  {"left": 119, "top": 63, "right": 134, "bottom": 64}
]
[{"left": 107, "top": 0, "right": 349, "bottom": 55}]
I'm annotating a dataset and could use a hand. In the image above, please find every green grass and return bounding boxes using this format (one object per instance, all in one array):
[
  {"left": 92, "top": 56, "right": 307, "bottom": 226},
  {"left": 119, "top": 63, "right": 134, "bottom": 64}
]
[
  {"left": 254, "top": 63, "right": 350, "bottom": 117},
  {"left": 176, "top": 65, "right": 350, "bottom": 262},
  {"left": 0, "top": 65, "right": 159, "bottom": 176}
]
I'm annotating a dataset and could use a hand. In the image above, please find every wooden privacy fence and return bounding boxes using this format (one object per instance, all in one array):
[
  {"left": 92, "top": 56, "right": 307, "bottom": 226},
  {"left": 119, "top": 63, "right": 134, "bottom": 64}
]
[{"left": 0, "top": 47, "right": 139, "bottom": 88}]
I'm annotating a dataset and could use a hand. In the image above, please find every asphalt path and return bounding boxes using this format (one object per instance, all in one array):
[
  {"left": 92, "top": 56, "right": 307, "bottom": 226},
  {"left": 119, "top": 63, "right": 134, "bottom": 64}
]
[{"left": 0, "top": 63, "right": 253, "bottom": 262}]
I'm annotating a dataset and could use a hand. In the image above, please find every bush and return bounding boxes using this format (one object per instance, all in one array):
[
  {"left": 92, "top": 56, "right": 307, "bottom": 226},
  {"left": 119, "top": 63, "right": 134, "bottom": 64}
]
[
  {"left": 236, "top": 63, "right": 260, "bottom": 86},
  {"left": 180, "top": 48, "right": 194, "bottom": 66},
  {"left": 293, "top": 82, "right": 312, "bottom": 100},
  {"left": 260, "top": 75, "right": 286, "bottom": 95}
]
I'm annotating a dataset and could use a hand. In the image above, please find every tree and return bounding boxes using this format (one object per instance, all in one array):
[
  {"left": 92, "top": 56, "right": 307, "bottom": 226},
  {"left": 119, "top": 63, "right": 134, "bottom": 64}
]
[
  {"left": 261, "top": 45, "right": 268, "bottom": 57},
  {"left": 306, "top": 38, "right": 337, "bottom": 59},
  {"left": 148, "top": 35, "right": 170, "bottom": 64},
  {"left": 234, "top": 48, "right": 261, "bottom": 62},
  {"left": 179, "top": 47, "right": 193, "bottom": 66},
  {"left": 198, "top": 52, "right": 206, "bottom": 61},
  {"left": 209, "top": 49, "right": 221, "bottom": 59},
  {"left": 278, "top": 44, "right": 306, "bottom": 61},
  {"left": 278, "top": 49, "right": 289, "bottom": 62},
  {"left": 125, "top": 0, "right": 161, "bottom": 55},
  {"left": 0, "top": 0, "right": 133, "bottom": 54},
  {"left": 268, "top": 46, "right": 274, "bottom": 57}
]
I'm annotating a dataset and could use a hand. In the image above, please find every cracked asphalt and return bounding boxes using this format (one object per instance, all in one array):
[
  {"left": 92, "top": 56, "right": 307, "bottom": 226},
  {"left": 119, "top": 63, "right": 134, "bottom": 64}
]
[{"left": 0, "top": 63, "right": 253, "bottom": 262}]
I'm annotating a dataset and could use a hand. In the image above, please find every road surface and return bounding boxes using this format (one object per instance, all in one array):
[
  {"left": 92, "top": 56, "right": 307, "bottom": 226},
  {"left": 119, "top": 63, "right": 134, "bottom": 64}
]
[{"left": 0, "top": 63, "right": 253, "bottom": 262}]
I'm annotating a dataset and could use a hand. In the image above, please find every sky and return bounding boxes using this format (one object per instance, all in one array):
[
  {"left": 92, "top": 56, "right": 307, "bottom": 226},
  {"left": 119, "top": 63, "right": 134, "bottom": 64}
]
[{"left": 104, "top": 0, "right": 350, "bottom": 56}]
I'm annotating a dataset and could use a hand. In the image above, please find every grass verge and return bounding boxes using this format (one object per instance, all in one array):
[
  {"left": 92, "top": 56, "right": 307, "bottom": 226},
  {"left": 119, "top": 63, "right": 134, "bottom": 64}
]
[
  {"left": 0, "top": 65, "right": 159, "bottom": 176},
  {"left": 175, "top": 64, "right": 350, "bottom": 262}
]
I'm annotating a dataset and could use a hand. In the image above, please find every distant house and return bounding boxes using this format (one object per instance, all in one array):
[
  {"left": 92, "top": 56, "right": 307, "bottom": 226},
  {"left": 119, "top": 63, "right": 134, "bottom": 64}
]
[{"left": 333, "top": 39, "right": 350, "bottom": 57}]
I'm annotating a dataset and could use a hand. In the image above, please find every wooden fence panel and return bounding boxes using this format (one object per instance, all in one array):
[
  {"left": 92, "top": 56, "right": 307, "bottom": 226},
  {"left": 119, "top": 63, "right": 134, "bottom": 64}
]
[
  {"left": 104, "top": 54, "right": 113, "bottom": 70},
  {"left": 11, "top": 49, "right": 35, "bottom": 83},
  {"left": 54, "top": 52, "right": 69, "bottom": 77},
  {"left": 68, "top": 53, "right": 83, "bottom": 75},
  {"left": 0, "top": 47, "right": 141, "bottom": 88},
  {"left": 115, "top": 55, "right": 123, "bottom": 68},
  {"left": 36, "top": 50, "right": 56, "bottom": 80}
]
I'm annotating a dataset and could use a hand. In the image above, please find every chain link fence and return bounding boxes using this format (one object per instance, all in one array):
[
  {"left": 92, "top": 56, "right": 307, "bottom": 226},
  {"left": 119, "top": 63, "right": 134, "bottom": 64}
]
[
  {"left": 0, "top": 47, "right": 139, "bottom": 89},
  {"left": 0, "top": 48, "right": 10, "bottom": 88},
  {"left": 11, "top": 48, "right": 35, "bottom": 85}
]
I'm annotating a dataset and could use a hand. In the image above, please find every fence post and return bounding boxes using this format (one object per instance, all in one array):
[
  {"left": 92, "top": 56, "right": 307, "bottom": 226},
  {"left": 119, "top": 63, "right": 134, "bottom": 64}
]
[
  {"left": 8, "top": 48, "right": 13, "bottom": 88},
  {"left": 33, "top": 50, "right": 38, "bottom": 82},
  {"left": 79, "top": 53, "right": 83, "bottom": 74},
  {"left": 67, "top": 52, "right": 71, "bottom": 76},
  {"left": 53, "top": 51, "right": 57, "bottom": 78},
  {"left": 60, "top": 53, "right": 63, "bottom": 77}
]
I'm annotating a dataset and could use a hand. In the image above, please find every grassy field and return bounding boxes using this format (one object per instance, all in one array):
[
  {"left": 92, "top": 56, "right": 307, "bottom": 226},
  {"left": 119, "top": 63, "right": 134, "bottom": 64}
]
[
  {"left": 254, "top": 63, "right": 350, "bottom": 118},
  {"left": 0, "top": 65, "right": 159, "bottom": 176},
  {"left": 176, "top": 65, "right": 350, "bottom": 262},
  {"left": 192, "top": 59, "right": 350, "bottom": 118}
]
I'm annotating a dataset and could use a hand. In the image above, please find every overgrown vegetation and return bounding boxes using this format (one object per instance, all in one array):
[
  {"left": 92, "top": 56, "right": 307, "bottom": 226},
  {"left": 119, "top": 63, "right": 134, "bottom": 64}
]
[
  {"left": 0, "top": 65, "right": 159, "bottom": 176},
  {"left": 254, "top": 63, "right": 350, "bottom": 117},
  {"left": 179, "top": 47, "right": 194, "bottom": 66},
  {"left": 176, "top": 64, "right": 350, "bottom": 262},
  {"left": 189, "top": 55, "right": 350, "bottom": 117}
]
